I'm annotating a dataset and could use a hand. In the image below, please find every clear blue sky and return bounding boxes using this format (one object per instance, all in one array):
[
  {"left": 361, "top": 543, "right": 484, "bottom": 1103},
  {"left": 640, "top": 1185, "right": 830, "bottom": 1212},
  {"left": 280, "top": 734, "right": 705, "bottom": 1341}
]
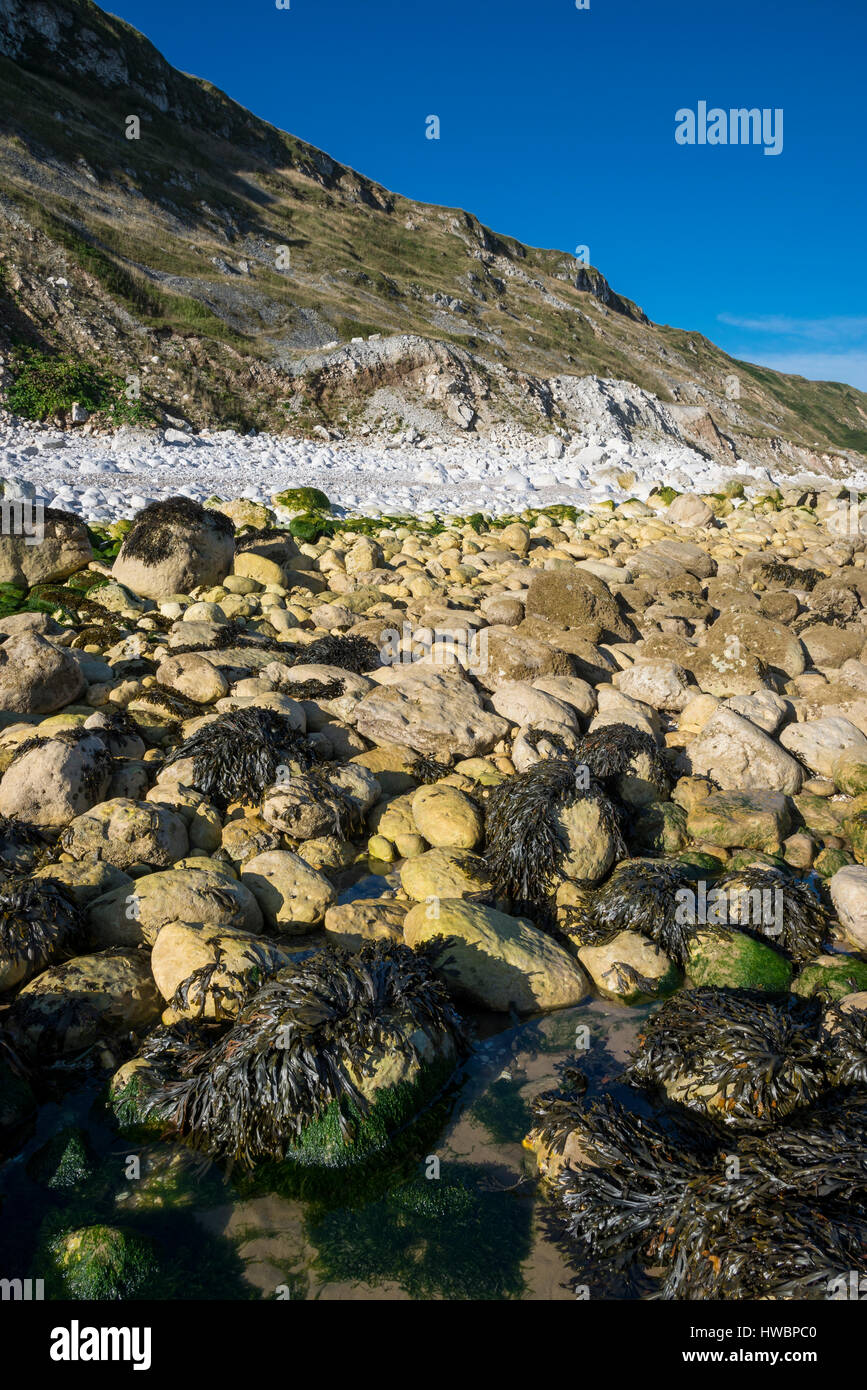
[{"left": 108, "top": 0, "right": 867, "bottom": 388}]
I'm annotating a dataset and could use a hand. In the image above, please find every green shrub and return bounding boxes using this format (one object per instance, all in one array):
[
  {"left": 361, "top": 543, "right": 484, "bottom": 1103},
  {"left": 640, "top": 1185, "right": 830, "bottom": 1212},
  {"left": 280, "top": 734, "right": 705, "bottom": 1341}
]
[{"left": 7, "top": 347, "right": 150, "bottom": 424}]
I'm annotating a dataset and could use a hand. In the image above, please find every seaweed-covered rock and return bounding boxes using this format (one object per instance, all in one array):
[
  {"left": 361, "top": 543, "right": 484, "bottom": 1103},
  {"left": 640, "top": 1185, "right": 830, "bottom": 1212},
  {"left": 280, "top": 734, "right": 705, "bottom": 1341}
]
[
  {"left": 626, "top": 987, "right": 823, "bottom": 1126},
  {"left": 403, "top": 898, "right": 590, "bottom": 1013},
  {"left": 112, "top": 496, "right": 235, "bottom": 600},
  {"left": 707, "top": 867, "right": 831, "bottom": 963},
  {"left": 323, "top": 899, "right": 408, "bottom": 951},
  {"left": 162, "top": 707, "right": 317, "bottom": 811},
  {"left": 592, "top": 859, "right": 699, "bottom": 965},
  {"left": 532, "top": 1077, "right": 867, "bottom": 1299},
  {"left": 0, "top": 876, "right": 83, "bottom": 992},
  {"left": 400, "top": 847, "right": 491, "bottom": 901},
  {"left": 577, "top": 930, "right": 679, "bottom": 1004},
  {"left": 119, "top": 942, "right": 463, "bottom": 1169},
  {"left": 8, "top": 948, "right": 161, "bottom": 1056},
  {"left": 484, "top": 757, "right": 624, "bottom": 917}
]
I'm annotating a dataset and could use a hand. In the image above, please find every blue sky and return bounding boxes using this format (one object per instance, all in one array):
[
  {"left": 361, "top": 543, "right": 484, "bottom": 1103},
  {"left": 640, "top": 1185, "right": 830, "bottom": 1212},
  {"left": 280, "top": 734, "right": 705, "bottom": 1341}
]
[{"left": 108, "top": 0, "right": 866, "bottom": 389}]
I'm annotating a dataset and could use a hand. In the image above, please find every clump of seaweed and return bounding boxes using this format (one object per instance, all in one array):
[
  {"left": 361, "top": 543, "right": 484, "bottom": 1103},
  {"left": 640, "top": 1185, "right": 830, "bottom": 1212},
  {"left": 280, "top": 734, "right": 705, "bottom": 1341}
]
[
  {"left": 0, "top": 876, "right": 84, "bottom": 988},
  {"left": 84, "top": 708, "right": 144, "bottom": 751},
  {"left": 70, "top": 622, "right": 129, "bottom": 650},
  {"left": 822, "top": 1003, "right": 867, "bottom": 1087},
  {"left": 294, "top": 634, "right": 382, "bottom": 673},
  {"left": 547, "top": 1090, "right": 719, "bottom": 1271},
  {"left": 755, "top": 559, "right": 823, "bottom": 592},
  {"left": 576, "top": 723, "right": 672, "bottom": 798},
  {"left": 166, "top": 939, "right": 286, "bottom": 1022},
  {"left": 484, "top": 758, "right": 625, "bottom": 919},
  {"left": 119, "top": 497, "right": 234, "bottom": 566},
  {"left": 410, "top": 754, "right": 455, "bottom": 783},
  {"left": 712, "top": 867, "right": 832, "bottom": 963},
  {"left": 141, "top": 686, "right": 202, "bottom": 721},
  {"left": 625, "top": 987, "right": 825, "bottom": 1126},
  {"left": 285, "top": 678, "right": 344, "bottom": 701},
  {"left": 0, "top": 814, "right": 54, "bottom": 874},
  {"left": 538, "top": 1057, "right": 867, "bottom": 1299},
  {"left": 593, "top": 859, "right": 699, "bottom": 964},
  {"left": 137, "top": 942, "right": 465, "bottom": 1167},
  {"left": 162, "top": 707, "right": 319, "bottom": 809}
]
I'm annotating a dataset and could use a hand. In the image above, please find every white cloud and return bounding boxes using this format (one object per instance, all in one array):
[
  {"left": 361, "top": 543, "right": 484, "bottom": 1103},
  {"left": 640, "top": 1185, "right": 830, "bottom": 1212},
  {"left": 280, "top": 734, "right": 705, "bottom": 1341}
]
[{"left": 717, "top": 313, "right": 867, "bottom": 344}]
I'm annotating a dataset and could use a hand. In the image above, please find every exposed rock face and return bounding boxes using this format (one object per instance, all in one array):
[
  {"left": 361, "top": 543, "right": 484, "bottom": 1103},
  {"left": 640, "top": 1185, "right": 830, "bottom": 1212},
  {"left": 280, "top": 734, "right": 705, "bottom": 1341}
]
[
  {"left": 60, "top": 798, "right": 190, "bottom": 869},
  {"left": 112, "top": 498, "right": 235, "bottom": 599}
]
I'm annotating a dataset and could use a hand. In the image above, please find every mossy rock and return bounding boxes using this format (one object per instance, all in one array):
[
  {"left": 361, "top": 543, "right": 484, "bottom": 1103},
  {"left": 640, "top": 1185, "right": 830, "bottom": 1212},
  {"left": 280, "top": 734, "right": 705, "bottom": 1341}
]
[
  {"left": 726, "top": 849, "right": 788, "bottom": 872},
  {"left": 677, "top": 850, "right": 727, "bottom": 872},
  {"left": 686, "top": 929, "right": 792, "bottom": 993},
  {"left": 281, "top": 1054, "right": 455, "bottom": 1171},
  {"left": 793, "top": 792, "right": 844, "bottom": 838},
  {"left": 814, "top": 846, "right": 852, "bottom": 878},
  {"left": 652, "top": 486, "right": 680, "bottom": 505},
  {"left": 833, "top": 754, "right": 867, "bottom": 797},
  {"left": 793, "top": 954, "right": 867, "bottom": 1000},
  {"left": 273, "top": 487, "right": 331, "bottom": 514},
  {"left": 842, "top": 809, "right": 867, "bottom": 863},
  {"left": 27, "top": 1126, "right": 93, "bottom": 1190},
  {"left": 46, "top": 1224, "right": 160, "bottom": 1299},
  {"left": 630, "top": 800, "right": 688, "bottom": 855}
]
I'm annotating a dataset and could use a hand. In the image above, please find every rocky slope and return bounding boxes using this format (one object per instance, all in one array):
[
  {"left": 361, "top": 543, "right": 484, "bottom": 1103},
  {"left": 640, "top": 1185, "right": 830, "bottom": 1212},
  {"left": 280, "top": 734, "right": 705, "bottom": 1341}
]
[{"left": 0, "top": 0, "right": 866, "bottom": 475}]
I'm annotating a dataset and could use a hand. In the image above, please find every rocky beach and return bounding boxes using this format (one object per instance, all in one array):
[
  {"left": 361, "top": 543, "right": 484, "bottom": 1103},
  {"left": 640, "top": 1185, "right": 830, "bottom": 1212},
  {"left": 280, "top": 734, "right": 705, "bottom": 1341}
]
[
  {"left": 0, "top": 461, "right": 866, "bottom": 1301},
  {"left": 1, "top": 0, "right": 866, "bottom": 1318}
]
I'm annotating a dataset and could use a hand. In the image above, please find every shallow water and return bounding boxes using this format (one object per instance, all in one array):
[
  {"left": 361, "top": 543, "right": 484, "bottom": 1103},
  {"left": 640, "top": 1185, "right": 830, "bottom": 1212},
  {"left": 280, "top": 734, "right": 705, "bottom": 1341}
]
[{"left": 0, "top": 999, "right": 649, "bottom": 1301}]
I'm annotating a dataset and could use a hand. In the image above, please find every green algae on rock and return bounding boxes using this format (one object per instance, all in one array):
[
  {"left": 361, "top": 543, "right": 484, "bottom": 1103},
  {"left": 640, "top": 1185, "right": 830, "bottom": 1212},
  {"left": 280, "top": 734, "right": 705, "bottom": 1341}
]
[{"left": 686, "top": 929, "right": 793, "bottom": 993}]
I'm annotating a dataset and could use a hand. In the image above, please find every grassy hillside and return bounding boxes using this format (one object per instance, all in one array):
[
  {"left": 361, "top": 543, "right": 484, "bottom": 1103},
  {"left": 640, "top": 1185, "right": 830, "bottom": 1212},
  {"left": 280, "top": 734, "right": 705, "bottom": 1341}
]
[{"left": 0, "top": 0, "right": 865, "bottom": 461}]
